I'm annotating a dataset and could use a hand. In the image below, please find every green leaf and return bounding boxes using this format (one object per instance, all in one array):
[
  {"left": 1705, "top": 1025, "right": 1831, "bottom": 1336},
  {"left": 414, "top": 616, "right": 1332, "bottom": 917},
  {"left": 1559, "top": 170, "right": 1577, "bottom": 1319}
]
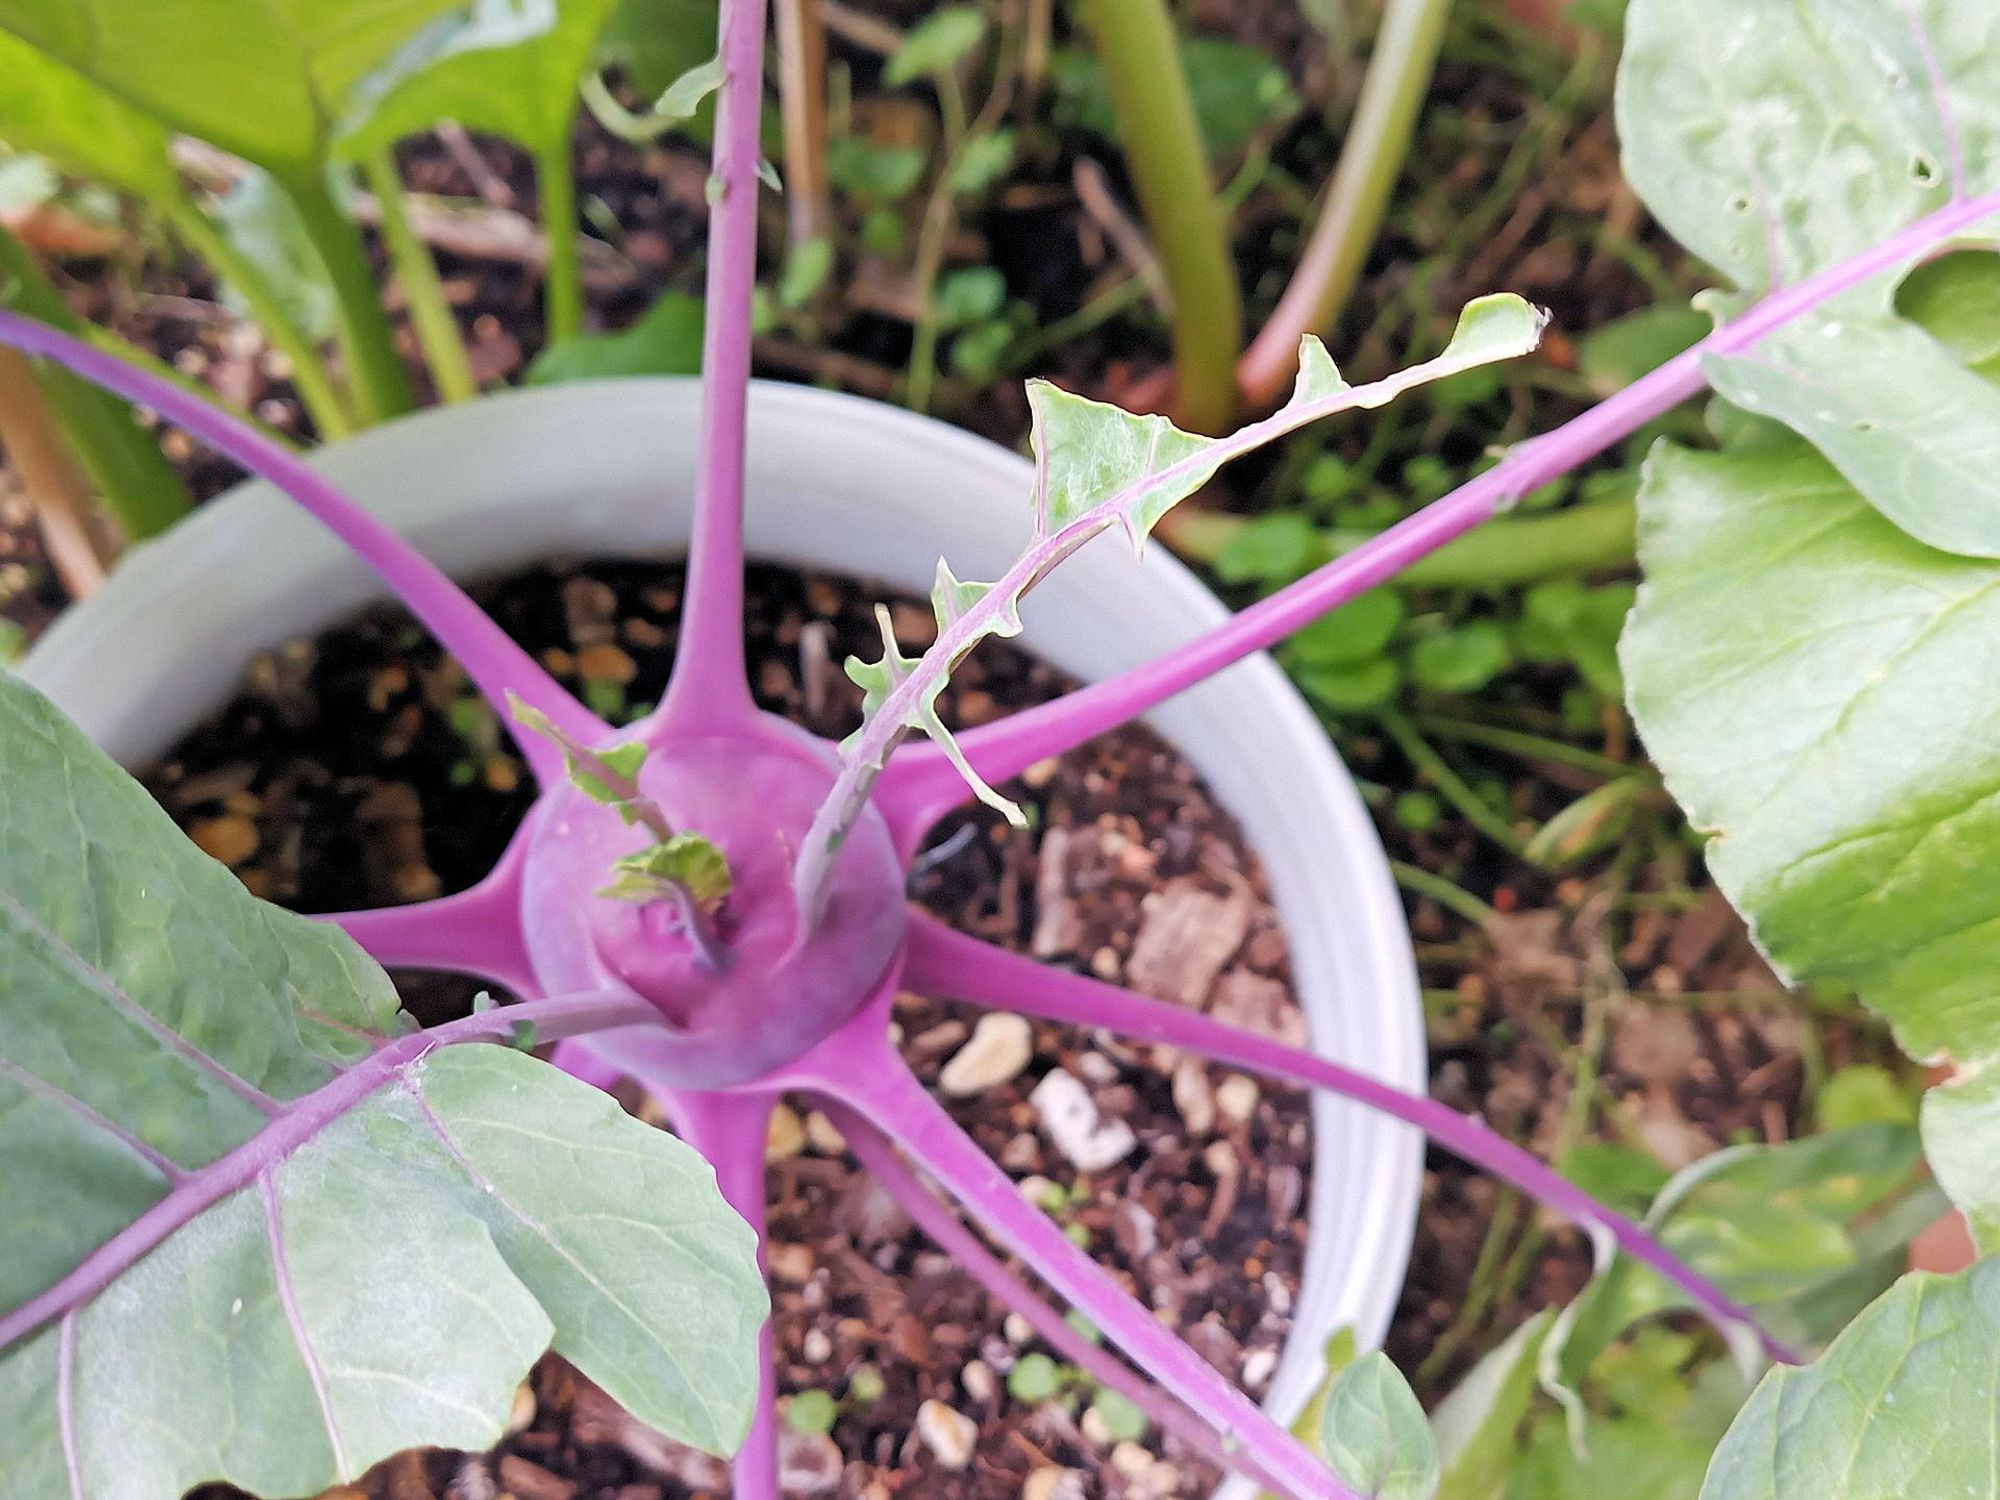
[
  {"left": 1053, "top": 36, "right": 1301, "bottom": 159},
  {"left": 1215, "top": 512, "right": 1324, "bottom": 585},
  {"left": 338, "top": 0, "right": 624, "bottom": 162},
  {"left": 528, "top": 292, "right": 706, "bottom": 382},
  {"left": 1290, "top": 592, "right": 1406, "bottom": 666},
  {"left": 827, "top": 137, "right": 928, "bottom": 201},
  {"left": 1817, "top": 1064, "right": 1918, "bottom": 1132},
  {"left": 597, "top": 0, "right": 717, "bottom": 97},
  {"left": 212, "top": 168, "right": 342, "bottom": 344},
  {"left": 1320, "top": 1352, "right": 1439, "bottom": 1500},
  {"left": 1090, "top": 1385, "right": 1149, "bottom": 1442},
  {"left": 1008, "top": 1351, "right": 1064, "bottom": 1403},
  {"left": 0, "top": 671, "right": 766, "bottom": 1497},
  {"left": 935, "top": 265, "right": 1007, "bottom": 329},
  {"left": 0, "top": 29, "right": 178, "bottom": 200},
  {"left": 779, "top": 234, "right": 833, "bottom": 308},
  {"left": 605, "top": 833, "right": 734, "bottom": 905},
  {"left": 0, "top": 0, "right": 464, "bottom": 174},
  {"left": 1895, "top": 249, "right": 2000, "bottom": 374},
  {"left": 1410, "top": 622, "right": 1512, "bottom": 694},
  {"left": 1578, "top": 305, "right": 1712, "bottom": 396},
  {"left": 949, "top": 126, "right": 1017, "bottom": 195},
  {"left": 1618, "top": 0, "right": 2000, "bottom": 557},
  {"left": 885, "top": 6, "right": 986, "bottom": 86},
  {"left": 1433, "top": 1310, "right": 1554, "bottom": 1500},
  {"left": 1700, "top": 1262, "right": 2000, "bottom": 1500},
  {"left": 784, "top": 1388, "right": 839, "bottom": 1436},
  {"left": 1922, "top": 1067, "right": 2000, "bottom": 1250},
  {"left": 1624, "top": 438, "right": 2000, "bottom": 1064}
]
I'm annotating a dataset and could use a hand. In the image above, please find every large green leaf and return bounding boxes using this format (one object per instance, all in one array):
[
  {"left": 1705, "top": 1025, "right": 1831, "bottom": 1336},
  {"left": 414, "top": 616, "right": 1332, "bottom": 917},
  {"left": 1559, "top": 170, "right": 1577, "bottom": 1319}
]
[
  {"left": 1700, "top": 1260, "right": 2000, "bottom": 1499},
  {"left": 0, "top": 29, "right": 178, "bottom": 200},
  {"left": 339, "top": 0, "right": 623, "bottom": 161},
  {"left": 1618, "top": 0, "right": 2000, "bottom": 557},
  {"left": 0, "top": 0, "right": 464, "bottom": 173},
  {"left": 0, "top": 671, "right": 765, "bottom": 1497},
  {"left": 1624, "top": 439, "right": 2000, "bottom": 1064}
]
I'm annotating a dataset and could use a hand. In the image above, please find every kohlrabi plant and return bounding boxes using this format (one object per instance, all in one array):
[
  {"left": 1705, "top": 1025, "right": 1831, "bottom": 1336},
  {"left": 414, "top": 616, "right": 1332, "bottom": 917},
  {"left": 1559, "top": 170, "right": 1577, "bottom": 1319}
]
[{"left": 6, "top": 0, "right": 2000, "bottom": 1497}]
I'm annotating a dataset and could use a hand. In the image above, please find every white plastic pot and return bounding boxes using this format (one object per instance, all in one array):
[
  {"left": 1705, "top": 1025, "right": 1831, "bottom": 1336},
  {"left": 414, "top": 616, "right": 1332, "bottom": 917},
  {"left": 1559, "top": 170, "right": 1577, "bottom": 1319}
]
[{"left": 21, "top": 380, "right": 1424, "bottom": 1477}]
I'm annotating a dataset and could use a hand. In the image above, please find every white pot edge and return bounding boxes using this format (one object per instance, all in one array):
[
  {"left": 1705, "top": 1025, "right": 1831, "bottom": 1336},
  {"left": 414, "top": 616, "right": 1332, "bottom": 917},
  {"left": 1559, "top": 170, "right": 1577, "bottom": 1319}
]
[{"left": 22, "top": 378, "right": 1425, "bottom": 1477}]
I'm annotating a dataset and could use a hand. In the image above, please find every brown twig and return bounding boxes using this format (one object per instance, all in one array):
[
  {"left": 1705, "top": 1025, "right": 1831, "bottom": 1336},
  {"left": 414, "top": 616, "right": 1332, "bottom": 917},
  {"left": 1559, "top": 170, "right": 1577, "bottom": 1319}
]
[
  {"left": 775, "top": 0, "right": 833, "bottom": 249},
  {"left": 0, "top": 348, "right": 113, "bottom": 597}
]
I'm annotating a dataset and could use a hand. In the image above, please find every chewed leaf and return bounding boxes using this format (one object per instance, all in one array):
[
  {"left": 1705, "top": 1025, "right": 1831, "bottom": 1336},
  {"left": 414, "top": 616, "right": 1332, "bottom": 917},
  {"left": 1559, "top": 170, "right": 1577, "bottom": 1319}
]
[
  {"left": 1028, "top": 382, "right": 1224, "bottom": 546},
  {"left": 1282, "top": 335, "right": 1350, "bottom": 410},
  {"left": 0, "top": 671, "right": 766, "bottom": 1498},
  {"left": 1620, "top": 0, "right": 2000, "bottom": 555},
  {"left": 844, "top": 605, "right": 1025, "bottom": 824},
  {"left": 801, "top": 295, "right": 1542, "bottom": 912}
]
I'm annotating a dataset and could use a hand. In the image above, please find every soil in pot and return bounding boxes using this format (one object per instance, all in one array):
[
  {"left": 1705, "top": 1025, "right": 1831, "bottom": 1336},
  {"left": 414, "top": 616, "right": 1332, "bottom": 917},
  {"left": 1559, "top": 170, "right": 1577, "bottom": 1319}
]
[{"left": 155, "top": 556, "right": 1323, "bottom": 1500}]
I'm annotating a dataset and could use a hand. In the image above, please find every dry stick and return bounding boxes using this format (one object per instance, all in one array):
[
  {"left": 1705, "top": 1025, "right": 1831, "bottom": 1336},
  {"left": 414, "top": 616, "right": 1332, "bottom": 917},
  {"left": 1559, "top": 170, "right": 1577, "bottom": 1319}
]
[
  {"left": 0, "top": 347, "right": 111, "bottom": 596},
  {"left": 775, "top": 0, "right": 833, "bottom": 249}
]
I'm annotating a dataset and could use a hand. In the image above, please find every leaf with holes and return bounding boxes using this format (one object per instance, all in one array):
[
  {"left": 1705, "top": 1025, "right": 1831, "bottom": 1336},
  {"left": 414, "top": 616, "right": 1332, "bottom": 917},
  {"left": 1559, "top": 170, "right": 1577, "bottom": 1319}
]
[
  {"left": 1619, "top": 0, "right": 2000, "bottom": 556},
  {"left": 0, "top": 671, "right": 766, "bottom": 1499},
  {"left": 801, "top": 297, "right": 1545, "bottom": 884}
]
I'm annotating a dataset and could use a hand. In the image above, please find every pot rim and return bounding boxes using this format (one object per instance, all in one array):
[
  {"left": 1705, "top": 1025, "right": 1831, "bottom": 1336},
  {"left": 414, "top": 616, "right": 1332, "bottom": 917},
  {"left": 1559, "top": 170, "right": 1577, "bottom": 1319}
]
[{"left": 22, "top": 377, "right": 1425, "bottom": 1477}]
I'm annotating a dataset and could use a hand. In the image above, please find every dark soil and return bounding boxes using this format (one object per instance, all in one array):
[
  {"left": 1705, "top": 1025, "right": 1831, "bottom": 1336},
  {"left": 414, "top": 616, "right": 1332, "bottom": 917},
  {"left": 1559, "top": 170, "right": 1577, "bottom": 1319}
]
[{"left": 155, "top": 558, "right": 1318, "bottom": 1500}]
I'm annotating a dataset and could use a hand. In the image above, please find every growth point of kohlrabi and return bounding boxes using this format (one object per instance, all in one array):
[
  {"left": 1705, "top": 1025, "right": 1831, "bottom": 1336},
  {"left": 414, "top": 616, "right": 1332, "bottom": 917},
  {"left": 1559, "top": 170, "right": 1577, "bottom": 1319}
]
[{"left": 511, "top": 696, "right": 907, "bottom": 1088}]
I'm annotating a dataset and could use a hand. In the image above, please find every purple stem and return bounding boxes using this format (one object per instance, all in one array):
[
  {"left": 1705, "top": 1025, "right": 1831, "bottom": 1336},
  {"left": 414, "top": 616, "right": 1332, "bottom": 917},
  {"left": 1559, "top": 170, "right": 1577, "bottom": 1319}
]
[
  {"left": 0, "top": 989, "right": 654, "bottom": 1353},
  {"left": 821, "top": 1099, "right": 1301, "bottom": 1493},
  {"left": 0, "top": 308, "right": 600, "bottom": 789},
  {"left": 802, "top": 1024, "right": 1358, "bottom": 1500},
  {"left": 672, "top": 1090, "right": 780, "bottom": 1499},
  {"left": 326, "top": 842, "right": 537, "bottom": 995},
  {"left": 654, "top": 0, "right": 770, "bottom": 736},
  {"left": 902, "top": 912, "right": 1799, "bottom": 1365},
  {"left": 873, "top": 189, "right": 2000, "bottom": 839}
]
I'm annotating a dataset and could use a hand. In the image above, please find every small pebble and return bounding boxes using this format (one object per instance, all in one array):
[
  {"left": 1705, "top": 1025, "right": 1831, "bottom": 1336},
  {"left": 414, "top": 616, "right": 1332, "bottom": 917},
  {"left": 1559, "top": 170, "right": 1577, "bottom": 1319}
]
[
  {"left": 804, "top": 1109, "right": 846, "bottom": 1154},
  {"left": 1110, "top": 1442, "right": 1154, "bottom": 1480},
  {"left": 915, "top": 1399, "right": 978, "bottom": 1470},
  {"left": 1216, "top": 1073, "right": 1261, "bottom": 1125},
  {"left": 1030, "top": 1068, "right": 1137, "bottom": 1172},
  {"left": 1172, "top": 1056, "right": 1215, "bottom": 1136},
  {"left": 940, "top": 1013, "right": 1034, "bottom": 1096},
  {"left": 1242, "top": 1347, "right": 1278, "bottom": 1390},
  {"left": 767, "top": 1242, "right": 814, "bottom": 1284},
  {"left": 765, "top": 1104, "right": 806, "bottom": 1161},
  {"left": 961, "top": 1358, "right": 997, "bottom": 1402},
  {"left": 1023, "top": 1466, "right": 1084, "bottom": 1500},
  {"left": 802, "top": 1327, "right": 832, "bottom": 1364},
  {"left": 506, "top": 1382, "right": 536, "bottom": 1434},
  {"left": 1003, "top": 1313, "right": 1033, "bottom": 1344}
]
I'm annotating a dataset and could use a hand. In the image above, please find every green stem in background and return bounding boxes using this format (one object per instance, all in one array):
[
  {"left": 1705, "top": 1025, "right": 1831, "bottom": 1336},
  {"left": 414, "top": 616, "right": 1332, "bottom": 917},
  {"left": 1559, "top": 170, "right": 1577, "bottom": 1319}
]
[
  {"left": 169, "top": 197, "right": 359, "bottom": 435},
  {"left": 1240, "top": 0, "right": 1453, "bottom": 405},
  {"left": 1178, "top": 493, "right": 1639, "bottom": 586},
  {"left": 1390, "top": 858, "right": 1497, "bottom": 928},
  {"left": 1377, "top": 706, "right": 1525, "bottom": 855},
  {"left": 276, "top": 169, "right": 417, "bottom": 424},
  {"left": 362, "top": 152, "right": 478, "bottom": 404},
  {"left": 534, "top": 136, "right": 584, "bottom": 345},
  {"left": 1411, "top": 713, "right": 1636, "bottom": 780},
  {"left": 163, "top": 192, "right": 356, "bottom": 439},
  {"left": 1082, "top": 0, "right": 1242, "bottom": 433},
  {"left": 0, "top": 226, "right": 189, "bottom": 539}
]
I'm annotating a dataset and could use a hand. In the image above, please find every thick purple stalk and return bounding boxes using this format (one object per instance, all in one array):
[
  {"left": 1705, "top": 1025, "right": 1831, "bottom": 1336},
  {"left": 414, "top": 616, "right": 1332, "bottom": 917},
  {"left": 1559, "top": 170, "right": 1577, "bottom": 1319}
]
[
  {"left": 653, "top": 0, "right": 769, "bottom": 735},
  {"left": 802, "top": 1018, "right": 1358, "bottom": 1500},
  {"left": 874, "top": 188, "right": 2000, "bottom": 838},
  {"left": 902, "top": 913, "right": 1799, "bottom": 1364},
  {"left": 0, "top": 989, "right": 654, "bottom": 1354},
  {"left": 330, "top": 842, "right": 537, "bottom": 994},
  {"left": 822, "top": 1100, "right": 1297, "bottom": 1492},
  {"left": 0, "top": 308, "right": 601, "bottom": 789},
  {"left": 674, "top": 1091, "right": 780, "bottom": 1500}
]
